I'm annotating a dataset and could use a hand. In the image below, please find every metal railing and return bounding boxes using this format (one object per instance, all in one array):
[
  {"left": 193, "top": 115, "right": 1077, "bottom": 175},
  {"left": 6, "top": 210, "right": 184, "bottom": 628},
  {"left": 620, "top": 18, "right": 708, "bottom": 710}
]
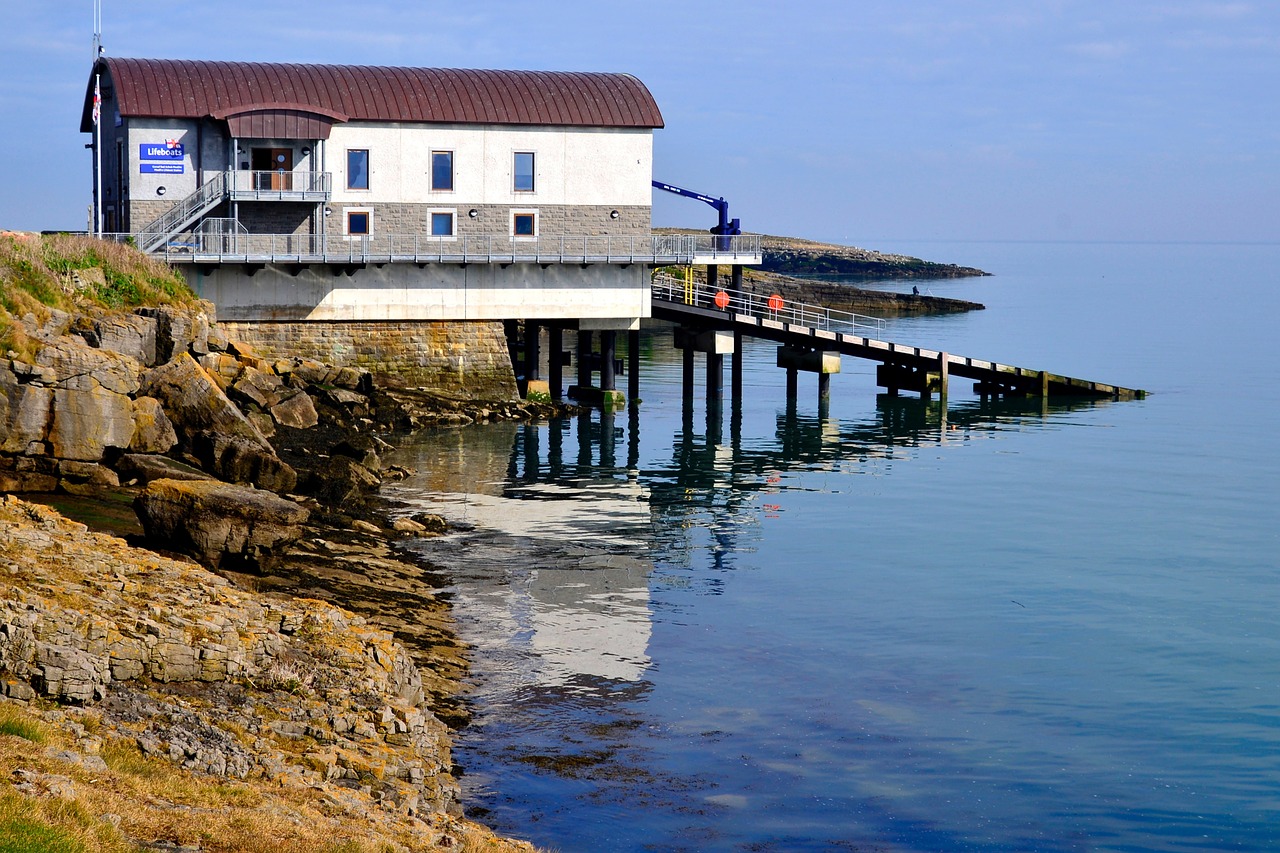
[
  {"left": 104, "top": 231, "right": 759, "bottom": 264},
  {"left": 136, "top": 171, "right": 229, "bottom": 252},
  {"left": 681, "top": 233, "right": 762, "bottom": 259},
  {"left": 652, "top": 272, "right": 887, "bottom": 337},
  {"left": 227, "top": 170, "right": 331, "bottom": 200}
]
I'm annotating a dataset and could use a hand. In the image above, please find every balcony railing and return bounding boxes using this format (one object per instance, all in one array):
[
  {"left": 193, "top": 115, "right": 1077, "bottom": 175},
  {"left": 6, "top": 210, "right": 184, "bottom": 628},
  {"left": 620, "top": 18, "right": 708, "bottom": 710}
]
[
  {"left": 226, "top": 170, "right": 332, "bottom": 201},
  {"left": 104, "top": 231, "right": 762, "bottom": 266}
]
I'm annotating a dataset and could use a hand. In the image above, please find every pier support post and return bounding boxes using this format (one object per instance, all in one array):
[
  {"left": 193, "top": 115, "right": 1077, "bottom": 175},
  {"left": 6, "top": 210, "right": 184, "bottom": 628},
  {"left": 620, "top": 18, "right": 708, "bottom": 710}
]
[
  {"left": 548, "top": 325, "right": 563, "bottom": 400},
  {"left": 938, "top": 351, "right": 949, "bottom": 401},
  {"left": 818, "top": 372, "right": 831, "bottom": 402},
  {"left": 731, "top": 264, "right": 743, "bottom": 291},
  {"left": 706, "top": 264, "right": 718, "bottom": 291},
  {"left": 708, "top": 351, "right": 724, "bottom": 400},
  {"left": 577, "top": 330, "right": 593, "bottom": 388},
  {"left": 525, "top": 322, "right": 541, "bottom": 381},
  {"left": 786, "top": 367, "right": 798, "bottom": 401},
  {"left": 600, "top": 330, "right": 617, "bottom": 392},
  {"left": 683, "top": 345, "right": 695, "bottom": 401},
  {"left": 628, "top": 329, "right": 640, "bottom": 403}
]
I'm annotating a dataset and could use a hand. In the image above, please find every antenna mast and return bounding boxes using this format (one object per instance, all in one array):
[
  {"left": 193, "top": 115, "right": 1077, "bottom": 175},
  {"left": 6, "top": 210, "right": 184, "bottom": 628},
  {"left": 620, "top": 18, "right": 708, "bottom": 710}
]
[{"left": 92, "top": 0, "right": 103, "bottom": 59}]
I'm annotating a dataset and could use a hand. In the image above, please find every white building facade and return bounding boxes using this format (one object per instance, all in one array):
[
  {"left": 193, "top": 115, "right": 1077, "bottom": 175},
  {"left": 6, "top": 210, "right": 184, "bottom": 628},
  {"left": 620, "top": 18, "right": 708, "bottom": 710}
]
[{"left": 81, "top": 59, "right": 673, "bottom": 326}]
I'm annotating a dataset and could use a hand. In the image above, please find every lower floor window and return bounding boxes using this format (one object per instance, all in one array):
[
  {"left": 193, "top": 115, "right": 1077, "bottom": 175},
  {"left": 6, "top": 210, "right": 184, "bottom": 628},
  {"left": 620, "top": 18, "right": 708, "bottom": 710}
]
[
  {"left": 346, "top": 209, "right": 371, "bottom": 236},
  {"left": 430, "top": 210, "right": 455, "bottom": 237},
  {"left": 512, "top": 212, "right": 537, "bottom": 237}
]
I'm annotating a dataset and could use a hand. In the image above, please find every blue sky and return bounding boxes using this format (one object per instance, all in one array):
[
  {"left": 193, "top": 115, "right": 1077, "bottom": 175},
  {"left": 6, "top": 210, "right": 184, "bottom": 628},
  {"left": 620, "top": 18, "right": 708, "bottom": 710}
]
[{"left": 1, "top": 1, "right": 1276, "bottom": 245}]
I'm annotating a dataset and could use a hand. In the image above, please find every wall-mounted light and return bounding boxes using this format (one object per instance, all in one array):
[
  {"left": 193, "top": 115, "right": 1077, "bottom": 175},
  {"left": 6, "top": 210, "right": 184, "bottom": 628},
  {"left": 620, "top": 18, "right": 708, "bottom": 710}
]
[
  {"left": 236, "top": 147, "right": 245, "bottom": 155},
  {"left": 468, "top": 208, "right": 479, "bottom": 219},
  {"left": 156, "top": 186, "right": 166, "bottom": 196},
  {"left": 301, "top": 146, "right": 311, "bottom": 155},
  {"left": 609, "top": 209, "right": 620, "bottom": 220},
  {"left": 324, "top": 207, "right": 333, "bottom": 217}
]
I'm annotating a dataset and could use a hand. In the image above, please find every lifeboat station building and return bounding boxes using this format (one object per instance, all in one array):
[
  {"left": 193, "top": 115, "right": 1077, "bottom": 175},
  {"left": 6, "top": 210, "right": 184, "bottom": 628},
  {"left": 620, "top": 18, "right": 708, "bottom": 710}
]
[{"left": 80, "top": 57, "right": 759, "bottom": 333}]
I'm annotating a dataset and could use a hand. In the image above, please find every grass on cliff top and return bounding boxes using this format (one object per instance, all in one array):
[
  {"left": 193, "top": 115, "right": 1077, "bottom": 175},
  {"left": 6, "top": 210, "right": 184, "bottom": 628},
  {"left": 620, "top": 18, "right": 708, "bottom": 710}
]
[
  {"left": 0, "top": 231, "right": 195, "bottom": 360},
  {"left": 0, "top": 701, "right": 536, "bottom": 853}
]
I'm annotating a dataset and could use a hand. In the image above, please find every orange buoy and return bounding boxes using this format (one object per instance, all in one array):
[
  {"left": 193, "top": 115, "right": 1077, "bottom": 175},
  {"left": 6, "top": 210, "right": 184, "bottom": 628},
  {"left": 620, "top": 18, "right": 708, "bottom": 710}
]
[
  {"left": 714, "top": 290, "right": 730, "bottom": 309},
  {"left": 767, "top": 293, "right": 784, "bottom": 312}
]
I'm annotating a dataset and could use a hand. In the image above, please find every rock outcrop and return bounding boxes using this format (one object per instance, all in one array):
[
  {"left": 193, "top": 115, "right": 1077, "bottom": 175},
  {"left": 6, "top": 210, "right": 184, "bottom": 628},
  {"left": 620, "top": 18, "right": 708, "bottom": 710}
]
[
  {"left": 134, "top": 478, "right": 309, "bottom": 570},
  {"left": 0, "top": 495, "right": 461, "bottom": 817}
]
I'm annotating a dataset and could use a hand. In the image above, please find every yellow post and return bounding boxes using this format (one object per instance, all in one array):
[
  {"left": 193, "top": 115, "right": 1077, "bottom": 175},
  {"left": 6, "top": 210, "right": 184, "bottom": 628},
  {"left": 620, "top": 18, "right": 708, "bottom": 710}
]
[{"left": 684, "top": 265, "right": 694, "bottom": 305}]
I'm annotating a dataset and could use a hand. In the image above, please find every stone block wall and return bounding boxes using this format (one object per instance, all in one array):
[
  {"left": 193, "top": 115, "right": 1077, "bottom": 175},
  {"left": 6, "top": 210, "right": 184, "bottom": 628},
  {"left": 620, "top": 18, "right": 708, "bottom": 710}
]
[
  {"left": 328, "top": 203, "right": 651, "bottom": 239},
  {"left": 236, "top": 203, "right": 316, "bottom": 236},
  {"left": 220, "top": 320, "right": 518, "bottom": 399}
]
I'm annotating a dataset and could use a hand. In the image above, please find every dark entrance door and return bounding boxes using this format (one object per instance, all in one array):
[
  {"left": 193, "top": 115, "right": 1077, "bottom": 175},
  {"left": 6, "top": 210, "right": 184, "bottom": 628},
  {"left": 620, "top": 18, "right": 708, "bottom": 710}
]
[{"left": 251, "top": 148, "right": 293, "bottom": 190}]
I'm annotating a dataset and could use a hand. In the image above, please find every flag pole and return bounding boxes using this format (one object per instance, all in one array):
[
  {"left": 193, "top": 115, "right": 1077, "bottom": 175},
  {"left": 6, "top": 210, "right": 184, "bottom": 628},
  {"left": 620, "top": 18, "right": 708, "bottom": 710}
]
[{"left": 95, "top": 73, "right": 103, "bottom": 237}]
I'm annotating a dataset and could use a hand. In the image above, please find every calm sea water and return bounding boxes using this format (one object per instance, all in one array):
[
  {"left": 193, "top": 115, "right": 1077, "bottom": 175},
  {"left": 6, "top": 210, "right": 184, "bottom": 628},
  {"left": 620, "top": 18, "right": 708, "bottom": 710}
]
[{"left": 385, "top": 241, "right": 1280, "bottom": 852}]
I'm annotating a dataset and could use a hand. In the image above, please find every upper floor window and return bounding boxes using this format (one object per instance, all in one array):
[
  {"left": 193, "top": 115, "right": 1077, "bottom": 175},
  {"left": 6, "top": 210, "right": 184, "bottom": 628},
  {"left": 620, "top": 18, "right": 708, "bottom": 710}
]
[
  {"left": 513, "top": 152, "right": 535, "bottom": 193},
  {"left": 431, "top": 151, "right": 454, "bottom": 191},
  {"left": 347, "top": 149, "right": 369, "bottom": 190}
]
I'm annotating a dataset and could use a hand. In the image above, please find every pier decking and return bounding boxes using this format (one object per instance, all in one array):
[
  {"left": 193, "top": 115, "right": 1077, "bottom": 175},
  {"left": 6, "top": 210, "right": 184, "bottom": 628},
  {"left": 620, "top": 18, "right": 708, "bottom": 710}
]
[{"left": 649, "top": 275, "right": 1145, "bottom": 401}]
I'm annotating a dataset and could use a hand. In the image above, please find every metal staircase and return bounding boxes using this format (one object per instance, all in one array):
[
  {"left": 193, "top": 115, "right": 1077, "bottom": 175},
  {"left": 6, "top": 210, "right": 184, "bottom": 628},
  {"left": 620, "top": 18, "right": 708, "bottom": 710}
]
[{"left": 136, "top": 171, "right": 229, "bottom": 253}]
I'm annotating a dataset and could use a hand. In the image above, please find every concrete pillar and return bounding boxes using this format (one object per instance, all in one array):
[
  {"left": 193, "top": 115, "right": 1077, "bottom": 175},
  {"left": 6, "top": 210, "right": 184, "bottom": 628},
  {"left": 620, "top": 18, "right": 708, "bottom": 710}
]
[
  {"left": 577, "top": 330, "right": 593, "bottom": 388},
  {"left": 731, "top": 264, "right": 743, "bottom": 291},
  {"left": 818, "top": 372, "right": 831, "bottom": 402},
  {"left": 628, "top": 329, "right": 640, "bottom": 402},
  {"left": 525, "top": 322, "right": 541, "bottom": 382},
  {"left": 683, "top": 345, "right": 696, "bottom": 401},
  {"left": 786, "top": 367, "right": 799, "bottom": 401},
  {"left": 938, "top": 351, "right": 949, "bottom": 400},
  {"left": 600, "top": 330, "right": 617, "bottom": 392},
  {"left": 707, "top": 351, "right": 724, "bottom": 400},
  {"left": 548, "top": 325, "right": 563, "bottom": 400}
]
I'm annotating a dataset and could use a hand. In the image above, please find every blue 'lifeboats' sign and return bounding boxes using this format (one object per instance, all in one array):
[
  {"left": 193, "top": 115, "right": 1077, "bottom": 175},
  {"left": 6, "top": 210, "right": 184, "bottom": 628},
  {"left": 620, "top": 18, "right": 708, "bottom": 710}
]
[{"left": 139, "top": 141, "right": 184, "bottom": 160}]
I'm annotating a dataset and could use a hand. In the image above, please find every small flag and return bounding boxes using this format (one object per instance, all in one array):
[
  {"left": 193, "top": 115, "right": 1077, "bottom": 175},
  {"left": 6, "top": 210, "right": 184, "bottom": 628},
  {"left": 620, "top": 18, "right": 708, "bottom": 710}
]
[
  {"left": 166, "top": 138, "right": 180, "bottom": 149},
  {"left": 92, "top": 79, "right": 101, "bottom": 126}
]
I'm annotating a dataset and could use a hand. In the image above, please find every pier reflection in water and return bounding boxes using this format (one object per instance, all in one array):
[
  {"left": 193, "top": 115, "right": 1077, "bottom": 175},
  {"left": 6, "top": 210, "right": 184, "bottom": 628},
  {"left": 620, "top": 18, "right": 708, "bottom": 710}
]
[{"left": 380, "top": 389, "right": 1110, "bottom": 846}]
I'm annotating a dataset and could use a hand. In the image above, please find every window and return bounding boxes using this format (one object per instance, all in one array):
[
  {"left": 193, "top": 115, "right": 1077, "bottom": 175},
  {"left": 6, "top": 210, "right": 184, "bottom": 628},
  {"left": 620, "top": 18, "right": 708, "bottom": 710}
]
[
  {"left": 513, "top": 151, "right": 535, "bottom": 192},
  {"left": 430, "top": 210, "right": 455, "bottom": 237},
  {"left": 431, "top": 151, "right": 454, "bottom": 191},
  {"left": 512, "top": 211, "right": 537, "bottom": 238},
  {"left": 346, "top": 209, "right": 371, "bottom": 236},
  {"left": 347, "top": 149, "right": 369, "bottom": 190}
]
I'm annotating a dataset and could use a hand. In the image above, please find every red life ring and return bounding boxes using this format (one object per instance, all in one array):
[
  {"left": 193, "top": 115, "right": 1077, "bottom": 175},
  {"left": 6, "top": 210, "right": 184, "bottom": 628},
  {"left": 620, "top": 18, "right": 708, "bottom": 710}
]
[
  {"left": 767, "top": 293, "right": 784, "bottom": 312},
  {"left": 714, "top": 290, "right": 730, "bottom": 309}
]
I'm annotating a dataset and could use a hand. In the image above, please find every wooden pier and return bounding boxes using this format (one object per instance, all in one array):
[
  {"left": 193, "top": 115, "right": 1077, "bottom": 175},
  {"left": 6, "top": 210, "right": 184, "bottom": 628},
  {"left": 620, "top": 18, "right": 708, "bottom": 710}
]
[{"left": 643, "top": 274, "right": 1146, "bottom": 403}]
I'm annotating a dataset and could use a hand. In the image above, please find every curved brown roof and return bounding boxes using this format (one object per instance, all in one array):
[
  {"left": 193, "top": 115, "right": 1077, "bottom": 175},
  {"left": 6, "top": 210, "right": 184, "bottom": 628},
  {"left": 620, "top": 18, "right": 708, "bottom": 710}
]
[{"left": 81, "top": 57, "right": 664, "bottom": 132}]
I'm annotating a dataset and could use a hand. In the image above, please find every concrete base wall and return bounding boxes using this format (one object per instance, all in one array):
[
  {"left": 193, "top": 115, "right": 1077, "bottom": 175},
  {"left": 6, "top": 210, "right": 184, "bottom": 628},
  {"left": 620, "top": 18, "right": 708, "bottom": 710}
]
[
  {"left": 220, "top": 320, "right": 518, "bottom": 399},
  {"left": 187, "top": 262, "right": 651, "bottom": 323}
]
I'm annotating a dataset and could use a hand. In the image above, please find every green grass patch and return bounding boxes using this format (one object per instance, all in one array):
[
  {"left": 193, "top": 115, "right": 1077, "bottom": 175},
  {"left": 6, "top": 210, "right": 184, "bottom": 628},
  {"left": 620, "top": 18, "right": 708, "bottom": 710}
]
[
  {"left": 0, "top": 706, "right": 47, "bottom": 744},
  {"left": 0, "top": 232, "right": 196, "bottom": 360},
  {"left": 0, "top": 815, "right": 86, "bottom": 853}
]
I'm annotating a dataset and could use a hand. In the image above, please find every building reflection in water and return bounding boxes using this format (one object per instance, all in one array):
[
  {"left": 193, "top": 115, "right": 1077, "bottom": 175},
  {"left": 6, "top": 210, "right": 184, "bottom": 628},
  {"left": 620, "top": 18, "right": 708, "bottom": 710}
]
[{"left": 383, "top": 392, "right": 1111, "bottom": 696}]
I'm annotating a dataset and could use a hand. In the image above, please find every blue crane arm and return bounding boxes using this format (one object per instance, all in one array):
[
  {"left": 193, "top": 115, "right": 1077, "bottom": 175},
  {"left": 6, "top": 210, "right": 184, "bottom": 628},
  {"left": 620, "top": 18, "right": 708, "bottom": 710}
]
[
  {"left": 652, "top": 180, "right": 728, "bottom": 213},
  {"left": 652, "top": 179, "right": 740, "bottom": 244}
]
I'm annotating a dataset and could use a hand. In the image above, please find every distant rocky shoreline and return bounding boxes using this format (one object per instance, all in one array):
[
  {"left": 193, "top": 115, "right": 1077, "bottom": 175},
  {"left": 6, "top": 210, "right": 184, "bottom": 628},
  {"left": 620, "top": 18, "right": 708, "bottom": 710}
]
[{"left": 657, "top": 229, "right": 989, "bottom": 315}]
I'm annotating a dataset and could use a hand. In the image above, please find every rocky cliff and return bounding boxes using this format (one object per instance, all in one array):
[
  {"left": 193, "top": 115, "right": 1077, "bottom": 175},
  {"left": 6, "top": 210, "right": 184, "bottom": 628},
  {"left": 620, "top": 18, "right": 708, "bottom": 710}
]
[{"left": 0, "top": 494, "right": 533, "bottom": 852}]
